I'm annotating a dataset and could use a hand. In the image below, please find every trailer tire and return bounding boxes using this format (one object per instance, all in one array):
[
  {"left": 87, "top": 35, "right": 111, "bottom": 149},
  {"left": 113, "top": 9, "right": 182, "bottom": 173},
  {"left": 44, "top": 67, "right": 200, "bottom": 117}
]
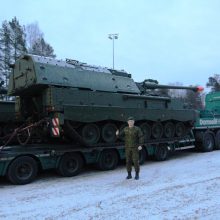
[
  {"left": 57, "top": 153, "right": 83, "bottom": 177},
  {"left": 97, "top": 149, "right": 118, "bottom": 171},
  {"left": 7, "top": 156, "right": 38, "bottom": 185},
  {"left": 215, "top": 130, "right": 220, "bottom": 150},
  {"left": 154, "top": 145, "right": 169, "bottom": 161},
  {"left": 139, "top": 148, "right": 147, "bottom": 165},
  {"left": 201, "top": 131, "right": 214, "bottom": 152}
]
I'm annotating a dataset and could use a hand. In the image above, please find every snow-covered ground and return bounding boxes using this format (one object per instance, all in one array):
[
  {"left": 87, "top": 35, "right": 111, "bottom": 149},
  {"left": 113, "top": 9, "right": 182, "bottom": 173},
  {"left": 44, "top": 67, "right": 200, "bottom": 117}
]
[{"left": 1, "top": 149, "right": 220, "bottom": 220}]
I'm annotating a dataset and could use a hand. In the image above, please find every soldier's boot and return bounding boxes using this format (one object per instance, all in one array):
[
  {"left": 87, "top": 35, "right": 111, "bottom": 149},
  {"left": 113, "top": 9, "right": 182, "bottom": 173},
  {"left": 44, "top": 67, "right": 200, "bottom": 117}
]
[
  {"left": 135, "top": 172, "right": 139, "bottom": 180},
  {"left": 126, "top": 172, "right": 132, "bottom": 179}
]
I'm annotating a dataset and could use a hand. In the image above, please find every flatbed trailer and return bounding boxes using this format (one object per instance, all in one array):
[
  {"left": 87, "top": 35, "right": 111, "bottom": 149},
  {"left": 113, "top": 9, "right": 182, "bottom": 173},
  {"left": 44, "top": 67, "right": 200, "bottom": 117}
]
[{"left": 0, "top": 135, "right": 195, "bottom": 185}]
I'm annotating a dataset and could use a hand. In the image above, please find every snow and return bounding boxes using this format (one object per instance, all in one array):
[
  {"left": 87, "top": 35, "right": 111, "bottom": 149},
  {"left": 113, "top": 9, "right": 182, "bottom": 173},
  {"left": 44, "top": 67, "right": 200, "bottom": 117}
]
[{"left": 1, "top": 150, "right": 220, "bottom": 220}]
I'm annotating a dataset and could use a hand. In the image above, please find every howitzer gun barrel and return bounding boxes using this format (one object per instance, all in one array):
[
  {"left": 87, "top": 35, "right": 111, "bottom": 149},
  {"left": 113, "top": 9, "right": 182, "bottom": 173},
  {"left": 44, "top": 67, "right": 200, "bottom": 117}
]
[{"left": 143, "top": 83, "right": 204, "bottom": 92}]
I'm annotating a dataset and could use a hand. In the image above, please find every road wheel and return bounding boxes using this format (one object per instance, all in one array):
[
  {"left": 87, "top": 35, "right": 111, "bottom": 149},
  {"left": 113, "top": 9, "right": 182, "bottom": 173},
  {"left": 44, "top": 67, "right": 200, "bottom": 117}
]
[
  {"left": 7, "top": 156, "right": 38, "bottom": 185},
  {"left": 152, "top": 122, "right": 163, "bottom": 139},
  {"left": 175, "top": 122, "right": 186, "bottom": 137},
  {"left": 154, "top": 145, "right": 169, "bottom": 161},
  {"left": 118, "top": 123, "right": 127, "bottom": 141},
  {"left": 81, "top": 123, "right": 100, "bottom": 145},
  {"left": 139, "top": 147, "right": 147, "bottom": 165},
  {"left": 215, "top": 130, "right": 220, "bottom": 150},
  {"left": 201, "top": 131, "right": 214, "bottom": 152},
  {"left": 97, "top": 149, "right": 118, "bottom": 171},
  {"left": 139, "top": 122, "right": 151, "bottom": 142},
  {"left": 57, "top": 153, "right": 83, "bottom": 177},
  {"left": 164, "top": 122, "right": 175, "bottom": 138},
  {"left": 101, "top": 123, "right": 117, "bottom": 143}
]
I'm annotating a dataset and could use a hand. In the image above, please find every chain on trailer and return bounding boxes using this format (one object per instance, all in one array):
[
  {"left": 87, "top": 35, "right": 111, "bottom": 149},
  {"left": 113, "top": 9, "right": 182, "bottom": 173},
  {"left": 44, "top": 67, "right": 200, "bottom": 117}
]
[{"left": 0, "top": 118, "right": 49, "bottom": 151}]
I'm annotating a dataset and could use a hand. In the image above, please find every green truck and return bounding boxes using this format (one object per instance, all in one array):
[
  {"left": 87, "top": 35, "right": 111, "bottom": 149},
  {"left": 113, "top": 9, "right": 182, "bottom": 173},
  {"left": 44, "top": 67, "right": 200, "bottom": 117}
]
[{"left": 193, "top": 92, "right": 220, "bottom": 152}]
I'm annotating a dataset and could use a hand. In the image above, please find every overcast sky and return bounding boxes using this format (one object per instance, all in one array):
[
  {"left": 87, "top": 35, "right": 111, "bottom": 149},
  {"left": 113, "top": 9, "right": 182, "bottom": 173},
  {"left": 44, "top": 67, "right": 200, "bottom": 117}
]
[{"left": 1, "top": 0, "right": 220, "bottom": 88}]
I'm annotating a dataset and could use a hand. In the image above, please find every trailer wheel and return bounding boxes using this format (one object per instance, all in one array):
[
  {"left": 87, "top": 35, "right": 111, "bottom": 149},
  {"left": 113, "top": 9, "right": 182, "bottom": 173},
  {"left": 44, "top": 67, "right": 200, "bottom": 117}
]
[
  {"left": 154, "top": 145, "right": 169, "bottom": 161},
  {"left": 7, "top": 156, "right": 38, "bottom": 185},
  {"left": 97, "top": 149, "right": 118, "bottom": 171},
  {"left": 139, "top": 148, "right": 147, "bottom": 165},
  {"left": 215, "top": 130, "right": 220, "bottom": 150},
  {"left": 57, "top": 153, "right": 83, "bottom": 177},
  {"left": 201, "top": 131, "right": 214, "bottom": 152}
]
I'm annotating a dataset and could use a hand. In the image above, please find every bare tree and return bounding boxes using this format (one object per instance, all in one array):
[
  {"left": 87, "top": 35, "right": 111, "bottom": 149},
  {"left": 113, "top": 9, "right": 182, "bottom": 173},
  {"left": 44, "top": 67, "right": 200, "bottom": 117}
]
[
  {"left": 168, "top": 82, "right": 186, "bottom": 98},
  {"left": 25, "top": 22, "right": 56, "bottom": 58},
  {"left": 185, "top": 87, "right": 204, "bottom": 109},
  {"left": 157, "top": 88, "right": 169, "bottom": 96},
  {"left": 25, "top": 22, "right": 43, "bottom": 50}
]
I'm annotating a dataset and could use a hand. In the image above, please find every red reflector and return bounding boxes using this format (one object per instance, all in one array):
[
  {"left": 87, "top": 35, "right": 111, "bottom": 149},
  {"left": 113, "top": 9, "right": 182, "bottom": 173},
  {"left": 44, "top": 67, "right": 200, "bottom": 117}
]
[
  {"left": 52, "top": 127, "right": 60, "bottom": 136},
  {"left": 197, "top": 86, "right": 204, "bottom": 92},
  {"left": 52, "top": 118, "right": 59, "bottom": 127}
]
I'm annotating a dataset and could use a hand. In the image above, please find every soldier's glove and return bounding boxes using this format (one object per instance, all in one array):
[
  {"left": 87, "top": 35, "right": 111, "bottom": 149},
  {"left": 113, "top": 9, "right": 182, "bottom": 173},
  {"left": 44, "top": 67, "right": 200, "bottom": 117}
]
[{"left": 138, "top": 146, "right": 142, "bottom": 151}]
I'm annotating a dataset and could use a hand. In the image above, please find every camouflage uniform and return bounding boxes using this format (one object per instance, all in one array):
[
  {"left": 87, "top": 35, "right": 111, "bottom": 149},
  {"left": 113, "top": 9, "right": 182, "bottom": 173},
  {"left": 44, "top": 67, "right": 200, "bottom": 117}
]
[{"left": 119, "top": 126, "right": 144, "bottom": 173}]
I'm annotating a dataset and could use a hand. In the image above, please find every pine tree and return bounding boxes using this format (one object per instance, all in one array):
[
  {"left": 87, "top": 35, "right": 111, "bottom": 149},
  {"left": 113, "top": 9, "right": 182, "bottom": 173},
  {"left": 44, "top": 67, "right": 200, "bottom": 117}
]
[
  {"left": 0, "top": 17, "right": 56, "bottom": 92},
  {"left": 0, "top": 20, "right": 12, "bottom": 86},
  {"left": 0, "top": 17, "right": 28, "bottom": 91},
  {"left": 30, "top": 37, "right": 56, "bottom": 58},
  {"left": 9, "top": 17, "right": 27, "bottom": 63}
]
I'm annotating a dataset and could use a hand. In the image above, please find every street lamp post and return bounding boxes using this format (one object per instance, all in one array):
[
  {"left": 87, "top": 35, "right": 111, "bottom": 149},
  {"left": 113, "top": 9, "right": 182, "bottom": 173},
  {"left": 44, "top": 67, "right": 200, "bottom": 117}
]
[{"left": 108, "top": 33, "right": 118, "bottom": 69}]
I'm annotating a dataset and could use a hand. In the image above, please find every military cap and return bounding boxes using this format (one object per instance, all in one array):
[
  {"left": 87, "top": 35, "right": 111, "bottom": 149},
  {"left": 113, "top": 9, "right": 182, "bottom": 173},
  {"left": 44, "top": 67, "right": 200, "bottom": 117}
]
[{"left": 127, "top": 116, "right": 135, "bottom": 121}]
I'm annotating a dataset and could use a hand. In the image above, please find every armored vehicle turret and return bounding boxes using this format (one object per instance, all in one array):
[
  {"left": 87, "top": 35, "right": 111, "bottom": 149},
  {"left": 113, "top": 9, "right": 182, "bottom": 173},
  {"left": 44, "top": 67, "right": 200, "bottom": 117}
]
[{"left": 8, "top": 54, "right": 202, "bottom": 146}]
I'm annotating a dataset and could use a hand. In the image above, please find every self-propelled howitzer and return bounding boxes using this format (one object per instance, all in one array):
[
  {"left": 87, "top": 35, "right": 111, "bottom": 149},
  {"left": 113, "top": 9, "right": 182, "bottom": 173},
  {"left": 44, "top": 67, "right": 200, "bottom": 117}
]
[{"left": 8, "top": 54, "right": 202, "bottom": 146}]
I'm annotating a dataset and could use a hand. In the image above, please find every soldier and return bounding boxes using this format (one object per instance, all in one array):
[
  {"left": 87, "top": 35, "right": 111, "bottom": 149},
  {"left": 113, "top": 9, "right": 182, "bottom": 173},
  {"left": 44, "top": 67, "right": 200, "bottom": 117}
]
[{"left": 116, "top": 117, "right": 144, "bottom": 180}]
